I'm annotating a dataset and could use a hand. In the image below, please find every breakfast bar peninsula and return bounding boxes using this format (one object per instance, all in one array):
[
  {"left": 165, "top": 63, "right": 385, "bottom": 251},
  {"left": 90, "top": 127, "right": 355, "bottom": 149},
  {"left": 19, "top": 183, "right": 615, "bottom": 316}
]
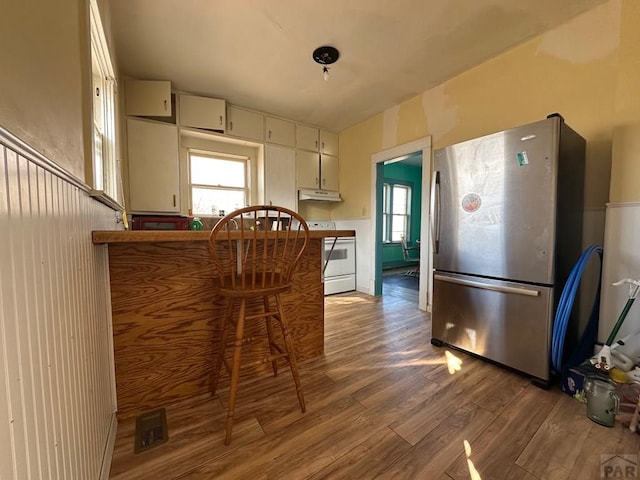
[{"left": 92, "top": 228, "right": 355, "bottom": 420}]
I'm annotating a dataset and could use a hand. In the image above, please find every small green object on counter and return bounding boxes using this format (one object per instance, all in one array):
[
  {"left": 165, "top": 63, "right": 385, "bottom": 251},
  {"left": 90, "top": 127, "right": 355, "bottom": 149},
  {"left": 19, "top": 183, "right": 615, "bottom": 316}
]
[{"left": 190, "top": 217, "right": 204, "bottom": 230}]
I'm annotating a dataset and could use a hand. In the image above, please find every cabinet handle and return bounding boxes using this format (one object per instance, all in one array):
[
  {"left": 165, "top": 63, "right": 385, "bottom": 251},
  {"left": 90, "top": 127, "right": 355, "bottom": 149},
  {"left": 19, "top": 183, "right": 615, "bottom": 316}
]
[
  {"left": 230, "top": 121, "right": 233, "bottom": 131},
  {"left": 315, "top": 140, "right": 318, "bottom": 149},
  {"left": 219, "top": 115, "right": 223, "bottom": 126},
  {"left": 173, "top": 194, "right": 176, "bottom": 207},
  {"left": 268, "top": 130, "right": 272, "bottom": 139},
  {"left": 164, "top": 99, "right": 168, "bottom": 111},
  {"left": 316, "top": 177, "right": 319, "bottom": 187},
  {"left": 322, "top": 141, "right": 325, "bottom": 150}
]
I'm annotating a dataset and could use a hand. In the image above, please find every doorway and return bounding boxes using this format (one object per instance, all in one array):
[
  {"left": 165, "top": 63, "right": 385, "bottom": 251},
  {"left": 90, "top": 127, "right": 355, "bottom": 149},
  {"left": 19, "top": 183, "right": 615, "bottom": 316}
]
[
  {"left": 370, "top": 137, "right": 432, "bottom": 311},
  {"left": 380, "top": 153, "right": 423, "bottom": 302}
]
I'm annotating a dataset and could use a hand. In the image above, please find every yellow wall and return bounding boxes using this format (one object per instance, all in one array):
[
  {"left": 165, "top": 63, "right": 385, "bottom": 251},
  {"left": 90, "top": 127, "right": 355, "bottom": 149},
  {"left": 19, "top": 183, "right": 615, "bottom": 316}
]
[
  {"left": 610, "top": 0, "right": 640, "bottom": 203},
  {"left": 299, "top": 114, "right": 383, "bottom": 220},
  {"left": 336, "top": 0, "right": 631, "bottom": 219}
]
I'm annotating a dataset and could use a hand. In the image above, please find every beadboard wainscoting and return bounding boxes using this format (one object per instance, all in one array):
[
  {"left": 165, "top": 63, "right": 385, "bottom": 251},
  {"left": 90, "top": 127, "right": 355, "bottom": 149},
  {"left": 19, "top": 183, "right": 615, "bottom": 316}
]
[
  {"left": 599, "top": 202, "right": 640, "bottom": 342},
  {"left": 0, "top": 129, "right": 119, "bottom": 479}
]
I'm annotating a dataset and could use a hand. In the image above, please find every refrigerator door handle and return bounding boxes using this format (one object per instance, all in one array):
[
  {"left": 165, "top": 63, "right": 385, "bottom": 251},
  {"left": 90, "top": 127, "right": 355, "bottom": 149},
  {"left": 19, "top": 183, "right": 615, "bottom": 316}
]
[
  {"left": 430, "top": 171, "right": 440, "bottom": 254},
  {"left": 434, "top": 274, "right": 541, "bottom": 297}
]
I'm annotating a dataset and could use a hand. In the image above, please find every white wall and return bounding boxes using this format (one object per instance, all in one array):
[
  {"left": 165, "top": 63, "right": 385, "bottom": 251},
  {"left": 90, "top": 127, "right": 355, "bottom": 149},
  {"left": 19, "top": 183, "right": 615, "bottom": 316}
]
[
  {"left": 0, "top": 130, "right": 118, "bottom": 479},
  {"left": 333, "top": 219, "right": 371, "bottom": 294},
  {"left": 599, "top": 203, "right": 640, "bottom": 342}
]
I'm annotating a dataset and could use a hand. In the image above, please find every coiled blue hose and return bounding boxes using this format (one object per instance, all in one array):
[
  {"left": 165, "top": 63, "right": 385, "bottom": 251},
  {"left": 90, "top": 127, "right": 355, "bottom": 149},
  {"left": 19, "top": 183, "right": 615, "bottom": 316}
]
[{"left": 551, "top": 244, "right": 603, "bottom": 374}]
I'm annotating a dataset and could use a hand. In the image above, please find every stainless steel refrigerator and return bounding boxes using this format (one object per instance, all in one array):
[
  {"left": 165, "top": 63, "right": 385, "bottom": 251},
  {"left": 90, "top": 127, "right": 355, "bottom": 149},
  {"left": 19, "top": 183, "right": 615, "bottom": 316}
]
[{"left": 430, "top": 115, "right": 585, "bottom": 384}]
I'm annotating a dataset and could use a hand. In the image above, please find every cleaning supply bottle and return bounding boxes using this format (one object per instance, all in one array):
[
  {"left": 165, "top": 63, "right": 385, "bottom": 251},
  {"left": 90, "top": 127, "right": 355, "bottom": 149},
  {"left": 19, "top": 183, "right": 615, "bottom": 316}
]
[{"left": 190, "top": 217, "right": 204, "bottom": 230}]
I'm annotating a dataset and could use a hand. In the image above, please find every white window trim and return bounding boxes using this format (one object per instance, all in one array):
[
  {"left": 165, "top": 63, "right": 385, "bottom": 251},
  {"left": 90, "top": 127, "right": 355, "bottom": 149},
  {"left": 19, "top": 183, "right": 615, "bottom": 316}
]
[
  {"left": 89, "top": 0, "right": 122, "bottom": 210},
  {"left": 370, "top": 135, "right": 432, "bottom": 312},
  {"left": 188, "top": 149, "right": 250, "bottom": 216},
  {"left": 382, "top": 181, "right": 412, "bottom": 243}
]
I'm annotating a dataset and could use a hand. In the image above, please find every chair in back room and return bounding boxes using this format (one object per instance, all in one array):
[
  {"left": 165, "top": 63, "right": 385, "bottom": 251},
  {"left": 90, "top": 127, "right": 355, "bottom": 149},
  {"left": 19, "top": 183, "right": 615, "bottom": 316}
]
[
  {"left": 208, "top": 205, "right": 309, "bottom": 444},
  {"left": 400, "top": 234, "right": 420, "bottom": 276}
]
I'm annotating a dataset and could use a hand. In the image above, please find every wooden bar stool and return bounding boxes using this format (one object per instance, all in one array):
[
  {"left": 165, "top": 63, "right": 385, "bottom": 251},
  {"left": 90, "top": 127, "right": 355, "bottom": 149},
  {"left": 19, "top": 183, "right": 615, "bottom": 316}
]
[{"left": 208, "top": 205, "right": 309, "bottom": 444}]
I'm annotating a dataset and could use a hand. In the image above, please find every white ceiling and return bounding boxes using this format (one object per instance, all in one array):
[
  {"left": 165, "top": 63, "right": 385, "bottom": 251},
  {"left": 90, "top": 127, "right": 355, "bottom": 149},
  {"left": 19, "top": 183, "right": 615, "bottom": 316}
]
[{"left": 109, "top": 0, "right": 606, "bottom": 133}]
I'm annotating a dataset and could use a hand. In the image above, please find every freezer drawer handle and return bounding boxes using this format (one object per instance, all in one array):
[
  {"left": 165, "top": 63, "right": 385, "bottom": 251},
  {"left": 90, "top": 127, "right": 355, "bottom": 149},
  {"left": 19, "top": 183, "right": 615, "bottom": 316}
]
[{"left": 434, "top": 274, "right": 540, "bottom": 297}]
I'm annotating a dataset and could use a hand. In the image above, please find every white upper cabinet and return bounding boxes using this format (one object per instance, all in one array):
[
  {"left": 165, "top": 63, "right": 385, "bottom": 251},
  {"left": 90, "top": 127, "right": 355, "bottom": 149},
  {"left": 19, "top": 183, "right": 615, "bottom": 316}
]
[
  {"left": 296, "top": 125, "right": 319, "bottom": 151},
  {"left": 179, "top": 94, "right": 226, "bottom": 132},
  {"left": 265, "top": 117, "right": 295, "bottom": 147},
  {"left": 296, "top": 150, "right": 339, "bottom": 192},
  {"left": 321, "top": 154, "right": 339, "bottom": 191},
  {"left": 264, "top": 144, "right": 297, "bottom": 211},
  {"left": 320, "top": 130, "right": 338, "bottom": 156},
  {"left": 227, "top": 106, "right": 264, "bottom": 141},
  {"left": 125, "top": 80, "right": 172, "bottom": 117},
  {"left": 126, "top": 118, "right": 180, "bottom": 213},
  {"left": 296, "top": 125, "right": 338, "bottom": 156},
  {"left": 296, "top": 150, "right": 320, "bottom": 189}
]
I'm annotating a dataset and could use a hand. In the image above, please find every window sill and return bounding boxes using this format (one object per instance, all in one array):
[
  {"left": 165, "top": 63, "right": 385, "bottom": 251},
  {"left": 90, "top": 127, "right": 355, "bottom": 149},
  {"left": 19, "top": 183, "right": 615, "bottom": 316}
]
[{"left": 90, "top": 189, "right": 124, "bottom": 212}]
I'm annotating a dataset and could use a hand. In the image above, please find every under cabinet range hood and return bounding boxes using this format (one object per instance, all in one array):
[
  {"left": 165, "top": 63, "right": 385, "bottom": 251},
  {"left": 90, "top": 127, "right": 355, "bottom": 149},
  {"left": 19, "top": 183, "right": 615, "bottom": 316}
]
[{"left": 298, "top": 189, "right": 342, "bottom": 202}]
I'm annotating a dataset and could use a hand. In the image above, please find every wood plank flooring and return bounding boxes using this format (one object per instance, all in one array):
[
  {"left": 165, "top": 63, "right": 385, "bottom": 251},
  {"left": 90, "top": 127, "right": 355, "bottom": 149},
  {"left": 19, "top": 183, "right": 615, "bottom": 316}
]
[{"left": 109, "top": 291, "right": 640, "bottom": 479}]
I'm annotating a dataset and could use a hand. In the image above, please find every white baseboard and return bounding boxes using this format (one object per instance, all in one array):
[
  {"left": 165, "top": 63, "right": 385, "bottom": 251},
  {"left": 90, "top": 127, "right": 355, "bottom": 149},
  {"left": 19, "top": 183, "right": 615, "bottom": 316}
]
[{"left": 100, "top": 412, "right": 118, "bottom": 480}]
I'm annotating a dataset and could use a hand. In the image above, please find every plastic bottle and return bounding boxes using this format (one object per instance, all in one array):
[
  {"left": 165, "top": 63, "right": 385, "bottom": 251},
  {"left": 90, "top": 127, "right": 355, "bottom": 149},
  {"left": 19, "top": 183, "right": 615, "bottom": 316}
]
[{"left": 190, "top": 217, "right": 204, "bottom": 230}]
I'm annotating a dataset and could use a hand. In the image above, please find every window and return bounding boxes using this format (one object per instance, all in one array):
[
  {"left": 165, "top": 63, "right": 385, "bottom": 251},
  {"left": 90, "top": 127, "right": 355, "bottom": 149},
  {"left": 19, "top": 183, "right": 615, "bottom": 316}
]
[
  {"left": 189, "top": 152, "right": 248, "bottom": 215},
  {"left": 90, "top": 0, "right": 119, "bottom": 205},
  {"left": 383, "top": 182, "right": 412, "bottom": 242}
]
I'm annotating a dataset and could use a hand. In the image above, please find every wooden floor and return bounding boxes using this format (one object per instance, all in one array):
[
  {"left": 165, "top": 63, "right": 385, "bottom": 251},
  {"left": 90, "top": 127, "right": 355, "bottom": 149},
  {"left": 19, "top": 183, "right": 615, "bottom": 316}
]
[
  {"left": 382, "top": 270, "right": 419, "bottom": 303},
  {"left": 109, "top": 291, "right": 640, "bottom": 479}
]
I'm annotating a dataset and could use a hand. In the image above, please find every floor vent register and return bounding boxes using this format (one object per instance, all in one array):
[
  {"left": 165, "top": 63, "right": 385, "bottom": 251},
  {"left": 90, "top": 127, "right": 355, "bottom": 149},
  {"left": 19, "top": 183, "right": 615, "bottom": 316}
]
[{"left": 134, "top": 408, "right": 168, "bottom": 453}]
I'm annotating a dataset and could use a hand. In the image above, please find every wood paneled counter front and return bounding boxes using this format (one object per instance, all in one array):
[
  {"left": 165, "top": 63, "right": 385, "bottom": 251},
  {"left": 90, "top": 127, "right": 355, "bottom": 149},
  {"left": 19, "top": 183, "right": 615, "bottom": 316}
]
[{"left": 92, "top": 229, "right": 355, "bottom": 420}]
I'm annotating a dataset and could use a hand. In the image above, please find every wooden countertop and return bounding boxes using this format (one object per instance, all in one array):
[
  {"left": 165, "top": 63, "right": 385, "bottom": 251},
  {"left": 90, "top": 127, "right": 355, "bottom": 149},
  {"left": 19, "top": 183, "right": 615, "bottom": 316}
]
[
  {"left": 101, "top": 227, "right": 335, "bottom": 419},
  {"left": 92, "top": 229, "right": 355, "bottom": 244}
]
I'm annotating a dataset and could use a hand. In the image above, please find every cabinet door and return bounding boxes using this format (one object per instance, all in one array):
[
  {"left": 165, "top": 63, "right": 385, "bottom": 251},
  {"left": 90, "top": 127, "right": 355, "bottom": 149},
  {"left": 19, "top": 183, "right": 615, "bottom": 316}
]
[
  {"left": 127, "top": 118, "right": 180, "bottom": 213},
  {"left": 320, "top": 130, "right": 339, "bottom": 156},
  {"left": 125, "top": 80, "right": 172, "bottom": 117},
  {"left": 264, "top": 145, "right": 297, "bottom": 211},
  {"left": 265, "top": 117, "right": 295, "bottom": 147},
  {"left": 179, "top": 94, "right": 226, "bottom": 132},
  {"left": 296, "top": 150, "right": 320, "bottom": 189},
  {"left": 321, "top": 154, "right": 339, "bottom": 191},
  {"left": 227, "top": 106, "right": 264, "bottom": 141},
  {"left": 296, "top": 125, "right": 319, "bottom": 151}
]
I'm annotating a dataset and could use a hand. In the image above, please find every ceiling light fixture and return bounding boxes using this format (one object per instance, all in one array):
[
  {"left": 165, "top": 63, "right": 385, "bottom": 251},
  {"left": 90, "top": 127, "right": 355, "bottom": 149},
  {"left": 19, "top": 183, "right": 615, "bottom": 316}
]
[{"left": 313, "top": 45, "right": 339, "bottom": 81}]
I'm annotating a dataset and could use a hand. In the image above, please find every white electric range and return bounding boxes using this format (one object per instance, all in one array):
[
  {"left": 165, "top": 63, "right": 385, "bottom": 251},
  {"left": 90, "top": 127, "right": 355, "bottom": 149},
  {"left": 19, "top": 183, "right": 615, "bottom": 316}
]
[{"left": 307, "top": 221, "right": 356, "bottom": 295}]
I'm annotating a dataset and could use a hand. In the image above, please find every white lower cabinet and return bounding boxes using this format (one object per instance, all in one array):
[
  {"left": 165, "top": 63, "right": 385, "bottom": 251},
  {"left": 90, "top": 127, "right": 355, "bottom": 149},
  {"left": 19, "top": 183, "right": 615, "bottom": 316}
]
[
  {"left": 263, "top": 144, "right": 297, "bottom": 211},
  {"left": 126, "top": 118, "right": 180, "bottom": 213}
]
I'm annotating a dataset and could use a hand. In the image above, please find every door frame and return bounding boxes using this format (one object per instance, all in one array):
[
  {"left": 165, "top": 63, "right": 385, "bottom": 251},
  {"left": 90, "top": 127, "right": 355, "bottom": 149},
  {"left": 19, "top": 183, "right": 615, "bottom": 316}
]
[{"left": 370, "top": 136, "right": 432, "bottom": 311}]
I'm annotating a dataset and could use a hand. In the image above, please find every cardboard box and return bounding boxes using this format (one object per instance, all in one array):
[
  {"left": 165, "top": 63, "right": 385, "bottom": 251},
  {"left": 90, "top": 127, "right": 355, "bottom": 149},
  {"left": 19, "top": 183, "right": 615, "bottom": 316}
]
[{"left": 561, "top": 364, "right": 608, "bottom": 401}]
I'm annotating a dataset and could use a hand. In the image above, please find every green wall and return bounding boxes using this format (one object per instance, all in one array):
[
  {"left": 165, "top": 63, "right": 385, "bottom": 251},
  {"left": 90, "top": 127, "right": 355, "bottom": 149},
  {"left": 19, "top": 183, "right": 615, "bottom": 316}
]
[{"left": 381, "top": 160, "right": 423, "bottom": 269}]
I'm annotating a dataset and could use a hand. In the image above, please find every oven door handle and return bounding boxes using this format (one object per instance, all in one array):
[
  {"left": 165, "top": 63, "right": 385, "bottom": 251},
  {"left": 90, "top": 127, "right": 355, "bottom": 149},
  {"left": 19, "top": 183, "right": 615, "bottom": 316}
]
[{"left": 323, "top": 237, "right": 339, "bottom": 274}]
